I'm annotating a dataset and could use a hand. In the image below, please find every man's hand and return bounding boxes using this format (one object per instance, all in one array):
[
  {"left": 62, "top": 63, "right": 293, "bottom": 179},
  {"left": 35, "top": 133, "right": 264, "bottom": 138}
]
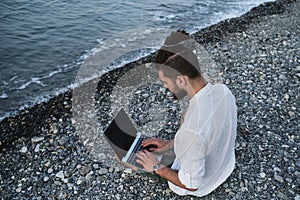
[
  {"left": 141, "top": 138, "right": 170, "bottom": 153},
  {"left": 136, "top": 150, "right": 160, "bottom": 173}
]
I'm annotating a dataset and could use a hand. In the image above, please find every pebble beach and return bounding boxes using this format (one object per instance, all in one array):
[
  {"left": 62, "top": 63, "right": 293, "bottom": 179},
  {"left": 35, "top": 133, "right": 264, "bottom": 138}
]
[{"left": 0, "top": 0, "right": 299, "bottom": 199}]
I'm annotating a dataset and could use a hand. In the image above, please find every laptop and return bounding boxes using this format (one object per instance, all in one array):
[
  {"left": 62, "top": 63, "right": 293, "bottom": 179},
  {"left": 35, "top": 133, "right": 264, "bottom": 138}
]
[{"left": 103, "top": 108, "right": 162, "bottom": 170}]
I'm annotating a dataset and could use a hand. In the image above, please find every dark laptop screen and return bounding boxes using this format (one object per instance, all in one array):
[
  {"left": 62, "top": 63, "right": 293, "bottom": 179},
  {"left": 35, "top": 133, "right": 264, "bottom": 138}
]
[{"left": 104, "top": 108, "right": 137, "bottom": 159}]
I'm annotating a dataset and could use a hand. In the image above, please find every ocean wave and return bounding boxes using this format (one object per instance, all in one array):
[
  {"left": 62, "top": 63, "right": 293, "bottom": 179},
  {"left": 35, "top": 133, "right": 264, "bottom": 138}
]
[
  {"left": 0, "top": 93, "right": 8, "bottom": 99},
  {"left": 16, "top": 78, "right": 46, "bottom": 90},
  {"left": 73, "top": 27, "right": 170, "bottom": 85}
]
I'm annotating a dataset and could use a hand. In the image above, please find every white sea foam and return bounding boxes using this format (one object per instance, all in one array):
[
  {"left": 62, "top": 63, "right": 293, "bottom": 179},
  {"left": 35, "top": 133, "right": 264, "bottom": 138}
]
[
  {"left": 72, "top": 28, "right": 173, "bottom": 88},
  {"left": 0, "top": 93, "right": 8, "bottom": 99},
  {"left": 9, "top": 76, "right": 18, "bottom": 82},
  {"left": 16, "top": 78, "right": 46, "bottom": 90}
]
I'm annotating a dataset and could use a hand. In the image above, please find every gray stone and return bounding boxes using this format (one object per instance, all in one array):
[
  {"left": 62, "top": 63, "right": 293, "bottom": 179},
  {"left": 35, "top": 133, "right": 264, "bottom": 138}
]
[
  {"left": 285, "top": 178, "right": 293, "bottom": 183},
  {"left": 56, "top": 171, "right": 65, "bottom": 179},
  {"left": 98, "top": 168, "right": 108, "bottom": 175},
  {"left": 36, "top": 177, "right": 43, "bottom": 187},
  {"left": 31, "top": 136, "right": 44, "bottom": 143},
  {"left": 260, "top": 172, "right": 266, "bottom": 179},
  {"left": 43, "top": 176, "right": 49, "bottom": 182},
  {"left": 274, "top": 173, "right": 284, "bottom": 183},
  {"left": 93, "top": 164, "right": 100, "bottom": 170},
  {"left": 295, "top": 160, "right": 300, "bottom": 168},
  {"left": 47, "top": 168, "right": 53, "bottom": 174},
  {"left": 67, "top": 183, "right": 74, "bottom": 189},
  {"left": 274, "top": 167, "right": 281, "bottom": 172},
  {"left": 279, "top": 74, "right": 287, "bottom": 80},
  {"left": 277, "top": 191, "right": 288, "bottom": 199},
  {"left": 62, "top": 178, "right": 68, "bottom": 184},
  {"left": 108, "top": 167, "right": 114, "bottom": 173},
  {"left": 77, "top": 177, "right": 84, "bottom": 185},
  {"left": 288, "top": 111, "right": 295, "bottom": 118},
  {"left": 54, "top": 181, "right": 62, "bottom": 186},
  {"left": 64, "top": 171, "right": 72, "bottom": 178},
  {"left": 58, "top": 136, "right": 68, "bottom": 146},
  {"left": 34, "top": 144, "right": 40, "bottom": 152},
  {"left": 80, "top": 166, "right": 91, "bottom": 176},
  {"left": 20, "top": 146, "right": 28, "bottom": 153},
  {"left": 16, "top": 187, "right": 22, "bottom": 193}
]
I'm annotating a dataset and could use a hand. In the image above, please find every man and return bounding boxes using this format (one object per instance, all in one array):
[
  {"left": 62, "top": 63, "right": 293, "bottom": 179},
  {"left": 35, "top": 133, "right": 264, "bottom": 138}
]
[{"left": 119, "top": 31, "right": 237, "bottom": 197}]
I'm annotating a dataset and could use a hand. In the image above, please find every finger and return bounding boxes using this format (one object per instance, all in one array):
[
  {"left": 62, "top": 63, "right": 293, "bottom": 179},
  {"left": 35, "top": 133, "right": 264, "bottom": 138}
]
[
  {"left": 141, "top": 138, "right": 157, "bottom": 145},
  {"left": 143, "top": 150, "right": 150, "bottom": 154},
  {"left": 136, "top": 159, "right": 144, "bottom": 166},
  {"left": 136, "top": 153, "right": 143, "bottom": 159},
  {"left": 142, "top": 141, "right": 159, "bottom": 147},
  {"left": 136, "top": 152, "right": 146, "bottom": 159},
  {"left": 149, "top": 148, "right": 157, "bottom": 152}
]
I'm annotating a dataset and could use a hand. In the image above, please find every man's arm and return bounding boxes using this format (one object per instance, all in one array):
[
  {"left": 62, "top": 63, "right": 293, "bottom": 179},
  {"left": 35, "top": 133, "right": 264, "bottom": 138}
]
[
  {"left": 136, "top": 150, "right": 197, "bottom": 192},
  {"left": 155, "top": 165, "right": 197, "bottom": 192}
]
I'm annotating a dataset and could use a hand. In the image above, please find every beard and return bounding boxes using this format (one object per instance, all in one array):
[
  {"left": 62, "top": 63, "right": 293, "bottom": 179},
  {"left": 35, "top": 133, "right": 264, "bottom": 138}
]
[{"left": 170, "top": 85, "right": 187, "bottom": 100}]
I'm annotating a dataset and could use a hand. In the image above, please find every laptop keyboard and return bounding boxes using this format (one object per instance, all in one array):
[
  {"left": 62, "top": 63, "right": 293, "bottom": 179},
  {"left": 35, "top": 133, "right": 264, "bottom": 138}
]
[{"left": 127, "top": 137, "right": 147, "bottom": 166}]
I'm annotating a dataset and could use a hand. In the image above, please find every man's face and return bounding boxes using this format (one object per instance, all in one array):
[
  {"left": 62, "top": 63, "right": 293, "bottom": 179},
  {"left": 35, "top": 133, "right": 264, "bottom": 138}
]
[{"left": 158, "top": 70, "right": 186, "bottom": 100}]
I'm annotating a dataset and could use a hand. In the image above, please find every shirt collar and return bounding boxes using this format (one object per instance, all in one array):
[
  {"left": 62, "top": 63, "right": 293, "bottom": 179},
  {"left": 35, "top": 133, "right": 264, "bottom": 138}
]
[{"left": 189, "top": 83, "right": 211, "bottom": 104}]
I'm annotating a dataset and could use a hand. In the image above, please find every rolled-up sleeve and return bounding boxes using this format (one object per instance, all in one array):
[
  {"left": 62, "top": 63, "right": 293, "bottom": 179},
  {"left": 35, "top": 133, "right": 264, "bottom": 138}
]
[{"left": 175, "top": 129, "right": 207, "bottom": 189}]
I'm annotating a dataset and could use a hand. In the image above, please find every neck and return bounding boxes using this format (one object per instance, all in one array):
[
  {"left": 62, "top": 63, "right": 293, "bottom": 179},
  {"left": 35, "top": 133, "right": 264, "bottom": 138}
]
[{"left": 186, "top": 77, "right": 207, "bottom": 99}]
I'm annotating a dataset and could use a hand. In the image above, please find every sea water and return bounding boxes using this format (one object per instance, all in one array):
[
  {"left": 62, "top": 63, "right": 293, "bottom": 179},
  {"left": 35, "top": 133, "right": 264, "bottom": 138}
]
[{"left": 0, "top": 0, "right": 270, "bottom": 121}]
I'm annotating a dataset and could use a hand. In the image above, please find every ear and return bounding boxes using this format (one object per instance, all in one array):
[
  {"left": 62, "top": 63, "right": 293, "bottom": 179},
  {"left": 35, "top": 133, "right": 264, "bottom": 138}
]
[{"left": 176, "top": 75, "right": 186, "bottom": 88}]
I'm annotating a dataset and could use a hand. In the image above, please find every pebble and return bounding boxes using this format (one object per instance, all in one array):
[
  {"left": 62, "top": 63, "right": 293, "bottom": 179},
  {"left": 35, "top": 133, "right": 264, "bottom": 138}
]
[
  {"left": 274, "top": 167, "right": 281, "bottom": 173},
  {"left": 259, "top": 172, "right": 266, "bottom": 179},
  {"left": 36, "top": 178, "right": 43, "bottom": 187},
  {"left": 43, "top": 176, "right": 49, "bottom": 182},
  {"left": 20, "top": 146, "right": 28, "bottom": 153},
  {"left": 295, "top": 160, "right": 300, "bottom": 168},
  {"left": 123, "top": 168, "right": 133, "bottom": 174},
  {"left": 47, "top": 168, "right": 53, "bottom": 174},
  {"left": 56, "top": 171, "right": 65, "bottom": 179},
  {"left": 67, "top": 183, "right": 74, "bottom": 189},
  {"left": 285, "top": 178, "right": 292, "bottom": 183},
  {"left": 98, "top": 168, "right": 108, "bottom": 175},
  {"left": 288, "top": 111, "right": 295, "bottom": 118},
  {"left": 16, "top": 187, "right": 22, "bottom": 193},
  {"left": 294, "top": 171, "right": 300, "bottom": 178},
  {"left": 58, "top": 136, "right": 68, "bottom": 146},
  {"left": 277, "top": 191, "right": 288, "bottom": 199},
  {"left": 93, "top": 163, "right": 100, "bottom": 170},
  {"left": 77, "top": 178, "right": 83, "bottom": 185},
  {"left": 274, "top": 173, "right": 284, "bottom": 183},
  {"left": 80, "top": 166, "right": 91, "bottom": 176},
  {"left": 54, "top": 181, "right": 62, "bottom": 186},
  {"left": 34, "top": 144, "right": 40, "bottom": 152},
  {"left": 49, "top": 138, "right": 54, "bottom": 144},
  {"left": 31, "top": 136, "right": 44, "bottom": 143}
]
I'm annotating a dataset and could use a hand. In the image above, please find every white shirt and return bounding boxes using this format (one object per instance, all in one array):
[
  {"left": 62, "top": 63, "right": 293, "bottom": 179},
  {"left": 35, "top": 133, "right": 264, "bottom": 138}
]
[{"left": 168, "top": 83, "right": 237, "bottom": 197}]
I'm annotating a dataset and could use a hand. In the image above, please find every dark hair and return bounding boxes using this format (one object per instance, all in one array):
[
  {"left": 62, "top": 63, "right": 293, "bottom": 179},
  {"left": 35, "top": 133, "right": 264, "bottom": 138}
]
[{"left": 154, "top": 30, "right": 201, "bottom": 80}]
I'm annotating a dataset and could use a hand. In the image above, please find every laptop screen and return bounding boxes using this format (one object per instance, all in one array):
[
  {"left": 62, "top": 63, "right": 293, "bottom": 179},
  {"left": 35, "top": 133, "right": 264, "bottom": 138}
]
[{"left": 103, "top": 108, "right": 137, "bottom": 159}]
